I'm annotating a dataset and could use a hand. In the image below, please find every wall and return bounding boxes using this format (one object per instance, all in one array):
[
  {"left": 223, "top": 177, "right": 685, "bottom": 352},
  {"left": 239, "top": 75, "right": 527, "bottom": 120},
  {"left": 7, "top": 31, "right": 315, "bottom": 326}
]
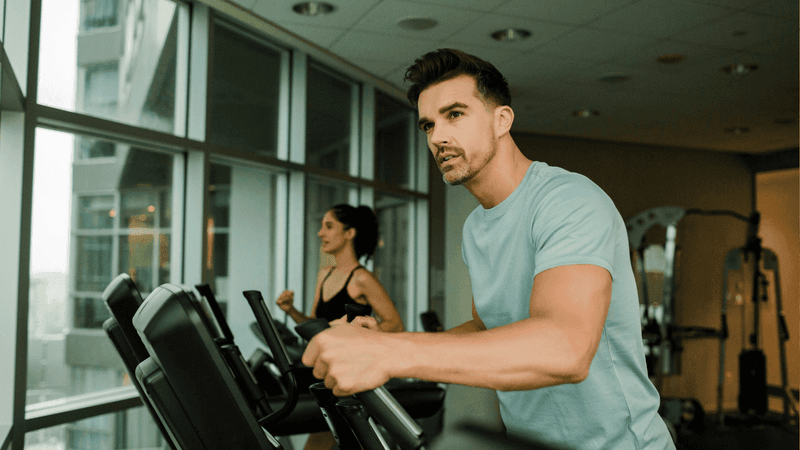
[
  {"left": 441, "top": 130, "right": 769, "bottom": 422},
  {"left": 755, "top": 168, "right": 799, "bottom": 412}
]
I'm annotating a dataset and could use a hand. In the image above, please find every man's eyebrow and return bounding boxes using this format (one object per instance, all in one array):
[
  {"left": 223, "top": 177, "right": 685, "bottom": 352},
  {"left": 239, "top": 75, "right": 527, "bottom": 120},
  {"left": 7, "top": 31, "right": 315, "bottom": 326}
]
[{"left": 417, "top": 102, "right": 470, "bottom": 127}]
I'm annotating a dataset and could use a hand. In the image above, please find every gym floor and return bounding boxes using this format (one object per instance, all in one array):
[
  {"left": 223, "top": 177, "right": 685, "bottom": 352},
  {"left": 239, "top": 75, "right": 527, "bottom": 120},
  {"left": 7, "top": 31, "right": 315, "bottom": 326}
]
[{"left": 675, "top": 412, "right": 798, "bottom": 450}]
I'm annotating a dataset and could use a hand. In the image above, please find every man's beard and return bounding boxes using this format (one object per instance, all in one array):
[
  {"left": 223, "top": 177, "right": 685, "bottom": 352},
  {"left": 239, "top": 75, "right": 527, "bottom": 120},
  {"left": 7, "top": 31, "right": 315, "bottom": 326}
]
[{"left": 439, "top": 134, "right": 497, "bottom": 186}]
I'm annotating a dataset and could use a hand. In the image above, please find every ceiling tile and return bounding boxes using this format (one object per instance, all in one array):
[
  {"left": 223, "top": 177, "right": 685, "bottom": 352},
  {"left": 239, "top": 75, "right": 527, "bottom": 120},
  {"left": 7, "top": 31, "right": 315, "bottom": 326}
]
[
  {"left": 405, "top": 0, "right": 509, "bottom": 12},
  {"left": 744, "top": 0, "right": 799, "bottom": 18},
  {"left": 351, "top": 0, "right": 483, "bottom": 41},
  {"left": 495, "top": 0, "right": 637, "bottom": 25},
  {"left": 275, "top": 22, "right": 349, "bottom": 48},
  {"left": 330, "top": 30, "right": 441, "bottom": 64},
  {"left": 589, "top": 0, "right": 736, "bottom": 38},
  {"left": 533, "top": 28, "right": 658, "bottom": 63},
  {"left": 672, "top": 11, "right": 794, "bottom": 51},
  {"left": 228, "top": 0, "right": 258, "bottom": 10},
  {"left": 444, "top": 13, "right": 575, "bottom": 51},
  {"left": 251, "top": 0, "right": 382, "bottom": 29}
]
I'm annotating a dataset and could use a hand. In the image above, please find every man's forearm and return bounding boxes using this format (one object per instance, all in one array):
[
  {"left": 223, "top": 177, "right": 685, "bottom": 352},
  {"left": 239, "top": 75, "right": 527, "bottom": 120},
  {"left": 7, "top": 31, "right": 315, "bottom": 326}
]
[
  {"left": 443, "top": 320, "right": 482, "bottom": 334},
  {"left": 384, "top": 318, "right": 591, "bottom": 392}
]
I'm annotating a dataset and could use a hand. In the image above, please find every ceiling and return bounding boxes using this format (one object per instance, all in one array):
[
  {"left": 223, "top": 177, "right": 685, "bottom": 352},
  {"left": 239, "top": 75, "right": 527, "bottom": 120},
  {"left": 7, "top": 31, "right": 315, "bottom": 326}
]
[{"left": 225, "top": 0, "right": 798, "bottom": 155}]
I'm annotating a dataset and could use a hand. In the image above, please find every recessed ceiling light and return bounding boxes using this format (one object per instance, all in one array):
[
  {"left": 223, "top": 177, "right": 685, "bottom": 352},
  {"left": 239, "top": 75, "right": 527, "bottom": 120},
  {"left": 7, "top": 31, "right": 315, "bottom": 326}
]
[
  {"left": 491, "top": 28, "right": 531, "bottom": 42},
  {"left": 725, "top": 126, "right": 750, "bottom": 134},
  {"left": 722, "top": 63, "right": 758, "bottom": 75},
  {"left": 397, "top": 17, "right": 438, "bottom": 30},
  {"left": 572, "top": 109, "right": 599, "bottom": 118},
  {"left": 292, "top": 1, "right": 335, "bottom": 16},
  {"left": 657, "top": 54, "right": 686, "bottom": 64}
]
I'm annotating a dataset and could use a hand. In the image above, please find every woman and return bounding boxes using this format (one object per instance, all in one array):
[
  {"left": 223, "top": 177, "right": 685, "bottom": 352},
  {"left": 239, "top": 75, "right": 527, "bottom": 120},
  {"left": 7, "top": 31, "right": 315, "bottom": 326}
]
[
  {"left": 276, "top": 204, "right": 404, "bottom": 450},
  {"left": 277, "top": 204, "right": 404, "bottom": 332}
]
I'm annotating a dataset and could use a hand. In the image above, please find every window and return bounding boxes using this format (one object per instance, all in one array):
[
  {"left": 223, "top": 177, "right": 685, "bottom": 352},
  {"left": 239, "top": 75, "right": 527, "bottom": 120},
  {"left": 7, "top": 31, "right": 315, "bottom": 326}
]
[
  {"left": 306, "top": 64, "right": 359, "bottom": 174},
  {"left": 207, "top": 24, "right": 286, "bottom": 156},
  {"left": 303, "top": 177, "right": 356, "bottom": 313},
  {"left": 81, "top": 0, "right": 118, "bottom": 31},
  {"left": 28, "top": 129, "right": 179, "bottom": 410},
  {"left": 205, "top": 161, "right": 280, "bottom": 356},
  {"left": 375, "top": 91, "right": 415, "bottom": 188},
  {"left": 374, "top": 193, "right": 414, "bottom": 326},
  {"left": 38, "top": 0, "right": 184, "bottom": 135}
]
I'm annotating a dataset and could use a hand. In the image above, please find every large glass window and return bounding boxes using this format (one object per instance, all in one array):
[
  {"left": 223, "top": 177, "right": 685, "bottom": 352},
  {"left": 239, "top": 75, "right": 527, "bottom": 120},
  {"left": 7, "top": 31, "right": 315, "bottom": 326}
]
[
  {"left": 81, "top": 0, "right": 119, "bottom": 31},
  {"left": 28, "top": 127, "right": 179, "bottom": 407},
  {"left": 306, "top": 64, "right": 359, "bottom": 173},
  {"left": 24, "top": 405, "right": 166, "bottom": 450},
  {"left": 205, "top": 162, "right": 280, "bottom": 357},
  {"left": 38, "top": 0, "right": 185, "bottom": 135},
  {"left": 374, "top": 193, "right": 414, "bottom": 326},
  {"left": 303, "top": 178, "right": 355, "bottom": 314},
  {"left": 375, "top": 91, "right": 415, "bottom": 189},
  {"left": 207, "top": 24, "right": 285, "bottom": 156}
]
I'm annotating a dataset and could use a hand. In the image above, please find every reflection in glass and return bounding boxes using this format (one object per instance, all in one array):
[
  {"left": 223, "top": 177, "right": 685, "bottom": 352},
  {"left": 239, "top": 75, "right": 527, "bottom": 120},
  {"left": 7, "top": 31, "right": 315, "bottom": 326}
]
[
  {"left": 306, "top": 64, "right": 356, "bottom": 173},
  {"left": 207, "top": 24, "right": 283, "bottom": 156},
  {"left": 375, "top": 92, "right": 413, "bottom": 188},
  {"left": 38, "top": 0, "right": 184, "bottom": 135}
]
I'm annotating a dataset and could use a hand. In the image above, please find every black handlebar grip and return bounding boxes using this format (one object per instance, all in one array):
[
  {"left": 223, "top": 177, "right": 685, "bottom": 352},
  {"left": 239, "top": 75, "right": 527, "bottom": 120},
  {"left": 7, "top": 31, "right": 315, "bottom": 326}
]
[
  {"left": 242, "top": 290, "right": 293, "bottom": 374},
  {"left": 293, "top": 317, "right": 427, "bottom": 450},
  {"left": 309, "top": 382, "right": 362, "bottom": 449},
  {"left": 346, "top": 303, "right": 371, "bottom": 323},
  {"left": 336, "top": 399, "right": 392, "bottom": 450}
]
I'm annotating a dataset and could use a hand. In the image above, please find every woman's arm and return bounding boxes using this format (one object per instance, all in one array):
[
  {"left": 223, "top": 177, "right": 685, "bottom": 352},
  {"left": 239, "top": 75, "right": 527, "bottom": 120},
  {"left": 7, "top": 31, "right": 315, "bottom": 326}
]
[
  {"left": 278, "top": 268, "right": 327, "bottom": 324},
  {"left": 353, "top": 270, "right": 404, "bottom": 332}
]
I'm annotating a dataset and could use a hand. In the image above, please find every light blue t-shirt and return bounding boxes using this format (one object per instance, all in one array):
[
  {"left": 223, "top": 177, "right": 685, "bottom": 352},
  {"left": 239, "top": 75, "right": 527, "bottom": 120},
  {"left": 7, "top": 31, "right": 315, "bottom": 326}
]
[{"left": 461, "top": 162, "right": 674, "bottom": 450}]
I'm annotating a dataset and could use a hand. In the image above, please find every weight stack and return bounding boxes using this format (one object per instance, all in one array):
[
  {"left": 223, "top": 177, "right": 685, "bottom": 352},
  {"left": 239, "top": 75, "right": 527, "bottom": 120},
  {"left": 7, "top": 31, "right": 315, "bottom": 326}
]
[{"left": 738, "top": 350, "right": 767, "bottom": 414}]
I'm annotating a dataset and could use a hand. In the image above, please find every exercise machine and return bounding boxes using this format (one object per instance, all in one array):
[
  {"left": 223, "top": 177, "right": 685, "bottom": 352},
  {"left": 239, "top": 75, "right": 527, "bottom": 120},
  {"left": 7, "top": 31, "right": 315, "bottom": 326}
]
[
  {"left": 102, "top": 275, "right": 445, "bottom": 449},
  {"left": 626, "top": 207, "right": 796, "bottom": 429}
]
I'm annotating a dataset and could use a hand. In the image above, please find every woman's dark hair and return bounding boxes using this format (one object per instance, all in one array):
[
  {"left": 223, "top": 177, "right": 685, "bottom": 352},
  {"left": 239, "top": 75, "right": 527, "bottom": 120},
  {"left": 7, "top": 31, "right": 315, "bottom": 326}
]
[
  {"left": 330, "top": 204, "right": 379, "bottom": 261},
  {"left": 405, "top": 48, "right": 511, "bottom": 108}
]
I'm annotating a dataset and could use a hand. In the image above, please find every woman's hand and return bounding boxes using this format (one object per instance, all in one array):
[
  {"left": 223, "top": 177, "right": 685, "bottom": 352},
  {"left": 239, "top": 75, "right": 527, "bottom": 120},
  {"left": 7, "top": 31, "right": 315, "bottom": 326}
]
[{"left": 276, "top": 290, "right": 295, "bottom": 312}]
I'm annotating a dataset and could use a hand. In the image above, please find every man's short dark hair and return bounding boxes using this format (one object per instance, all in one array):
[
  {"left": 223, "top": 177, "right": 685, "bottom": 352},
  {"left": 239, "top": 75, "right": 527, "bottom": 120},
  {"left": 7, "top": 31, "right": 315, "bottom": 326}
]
[{"left": 404, "top": 48, "right": 511, "bottom": 108}]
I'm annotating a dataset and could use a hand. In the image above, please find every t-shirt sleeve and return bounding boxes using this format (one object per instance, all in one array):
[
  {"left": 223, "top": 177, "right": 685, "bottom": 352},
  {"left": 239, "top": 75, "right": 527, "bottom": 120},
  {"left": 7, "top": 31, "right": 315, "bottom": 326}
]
[{"left": 530, "top": 175, "right": 618, "bottom": 279}]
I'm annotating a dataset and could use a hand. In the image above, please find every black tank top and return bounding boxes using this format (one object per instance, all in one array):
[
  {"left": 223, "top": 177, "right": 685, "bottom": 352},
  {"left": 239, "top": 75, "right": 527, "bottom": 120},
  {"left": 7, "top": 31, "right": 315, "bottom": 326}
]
[{"left": 314, "top": 266, "right": 372, "bottom": 322}]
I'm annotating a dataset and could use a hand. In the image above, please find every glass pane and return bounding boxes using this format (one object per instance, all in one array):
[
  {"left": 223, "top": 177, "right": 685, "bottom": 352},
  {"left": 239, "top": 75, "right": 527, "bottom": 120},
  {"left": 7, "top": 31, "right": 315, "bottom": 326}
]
[
  {"left": 306, "top": 64, "right": 356, "bottom": 173},
  {"left": 24, "top": 405, "right": 168, "bottom": 449},
  {"left": 75, "top": 236, "right": 113, "bottom": 292},
  {"left": 78, "top": 196, "right": 114, "bottom": 229},
  {"left": 303, "top": 178, "right": 352, "bottom": 314},
  {"left": 29, "top": 127, "right": 179, "bottom": 405},
  {"left": 207, "top": 24, "right": 283, "bottom": 156},
  {"left": 77, "top": 136, "right": 116, "bottom": 159},
  {"left": 205, "top": 162, "right": 278, "bottom": 357},
  {"left": 81, "top": 0, "right": 119, "bottom": 31},
  {"left": 375, "top": 92, "right": 413, "bottom": 188},
  {"left": 374, "top": 193, "right": 412, "bottom": 327},
  {"left": 38, "top": 0, "right": 185, "bottom": 135}
]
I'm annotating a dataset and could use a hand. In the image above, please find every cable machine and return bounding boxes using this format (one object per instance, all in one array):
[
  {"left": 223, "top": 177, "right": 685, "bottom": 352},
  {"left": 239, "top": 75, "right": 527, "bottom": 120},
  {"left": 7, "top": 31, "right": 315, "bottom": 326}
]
[{"left": 625, "top": 207, "right": 796, "bottom": 428}]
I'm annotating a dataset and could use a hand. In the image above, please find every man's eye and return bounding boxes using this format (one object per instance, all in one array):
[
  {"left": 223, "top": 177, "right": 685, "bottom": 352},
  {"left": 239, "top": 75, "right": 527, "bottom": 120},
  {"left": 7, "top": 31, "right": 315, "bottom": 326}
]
[
  {"left": 450, "top": 111, "right": 462, "bottom": 119},
  {"left": 422, "top": 123, "right": 433, "bottom": 132}
]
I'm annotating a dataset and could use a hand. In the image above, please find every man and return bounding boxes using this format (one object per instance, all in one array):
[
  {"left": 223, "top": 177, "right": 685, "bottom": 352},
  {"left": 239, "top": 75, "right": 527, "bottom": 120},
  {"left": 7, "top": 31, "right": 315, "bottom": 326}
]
[{"left": 302, "top": 49, "right": 675, "bottom": 449}]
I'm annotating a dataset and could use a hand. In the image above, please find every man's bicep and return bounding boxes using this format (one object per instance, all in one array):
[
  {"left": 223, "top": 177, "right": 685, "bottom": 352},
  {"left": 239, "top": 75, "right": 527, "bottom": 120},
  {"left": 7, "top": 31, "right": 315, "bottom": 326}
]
[{"left": 529, "top": 264, "right": 611, "bottom": 344}]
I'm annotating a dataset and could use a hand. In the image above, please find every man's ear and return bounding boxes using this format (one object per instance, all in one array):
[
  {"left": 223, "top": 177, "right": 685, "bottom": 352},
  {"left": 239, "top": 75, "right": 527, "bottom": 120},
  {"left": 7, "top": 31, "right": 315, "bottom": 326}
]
[{"left": 495, "top": 105, "right": 514, "bottom": 137}]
